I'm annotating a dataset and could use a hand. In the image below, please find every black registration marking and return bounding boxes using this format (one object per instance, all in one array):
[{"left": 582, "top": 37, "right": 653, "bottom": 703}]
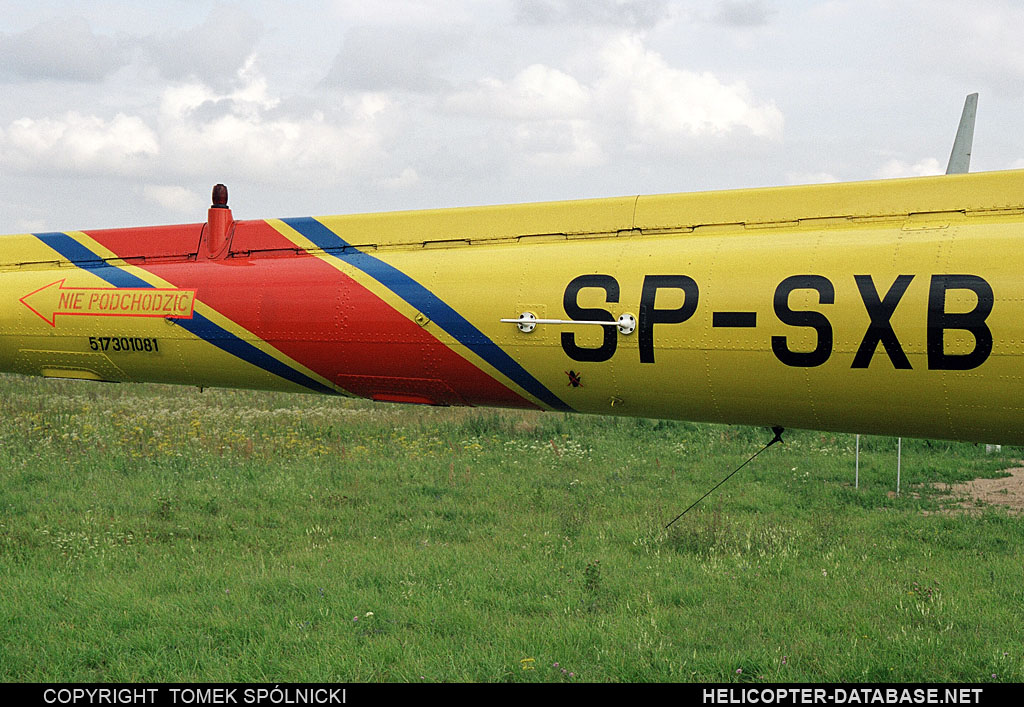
[
  {"left": 561, "top": 274, "right": 619, "bottom": 363},
  {"left": 639, "top": 275, "right": 699, "bottom": 364},
  {"left": 852, "top": 274, "right": 914, "bottom": 369},
  {"left": 88, "top": 336, "right": 160, "bottom": 353},
  {"left": 712, "top": 311, "right": 757, "bottom": 328},
  {"left": 771, "top": 275, "right": 835, "bottom": 367},
  {"left": 559, "top": 272, "right": 994, "bottom": 371},
  {"left": 927, "top": 274, "right": 993, "bottom": 370}
]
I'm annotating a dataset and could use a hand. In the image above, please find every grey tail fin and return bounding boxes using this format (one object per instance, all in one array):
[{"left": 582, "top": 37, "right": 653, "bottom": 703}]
[{"left": 946, "top": 93, "right": 978, "bottom": 174}]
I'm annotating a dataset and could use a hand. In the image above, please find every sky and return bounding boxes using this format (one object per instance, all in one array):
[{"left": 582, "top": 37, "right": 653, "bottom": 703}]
[{"left": 2, "top": 0, "right": 1024, "bottom": 232}]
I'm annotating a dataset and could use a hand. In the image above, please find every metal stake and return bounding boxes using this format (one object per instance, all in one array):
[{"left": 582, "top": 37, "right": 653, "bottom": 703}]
[
  {"left": 896, "top": 437, "right": 902, "bottom": 495},
  {"left": 855, "top": 434, "right": 860, "bottom": 489}
]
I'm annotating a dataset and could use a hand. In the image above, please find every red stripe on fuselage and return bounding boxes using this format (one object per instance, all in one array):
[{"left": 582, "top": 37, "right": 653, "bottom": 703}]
[{"left": 84, "top": 221, "right": 537, "bottom": 408}]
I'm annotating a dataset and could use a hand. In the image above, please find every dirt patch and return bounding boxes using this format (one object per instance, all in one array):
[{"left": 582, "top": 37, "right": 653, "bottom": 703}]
[{"left": 929, "top": 466, "right": 1024, "bottom": 515}]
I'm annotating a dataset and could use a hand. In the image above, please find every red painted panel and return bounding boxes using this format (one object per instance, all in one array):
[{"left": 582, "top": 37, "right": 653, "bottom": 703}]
[
  {"left": 84, "top": 223, "right": 203, "bottom": 259},
  {"left": 84, "top": 221, "right": 537, "bottom": 409},
  {"left": 230, "top": 219, "right": 299, "bottom": 254}
]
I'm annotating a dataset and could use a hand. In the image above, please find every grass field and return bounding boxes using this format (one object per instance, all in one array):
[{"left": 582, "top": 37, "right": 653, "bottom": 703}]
[{"left": 1, "top": 372, "right": 1022, "bottom": 682}]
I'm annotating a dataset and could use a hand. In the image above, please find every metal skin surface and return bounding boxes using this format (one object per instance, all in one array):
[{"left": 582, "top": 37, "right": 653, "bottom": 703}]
[{"left": 2, "top": 170, "right": 1022, "bottom": 444}]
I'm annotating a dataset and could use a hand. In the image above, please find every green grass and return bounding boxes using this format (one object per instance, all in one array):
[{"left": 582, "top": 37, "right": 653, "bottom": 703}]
[{"left": 1, "top": 373, "right": 1022, "bottom": 682}]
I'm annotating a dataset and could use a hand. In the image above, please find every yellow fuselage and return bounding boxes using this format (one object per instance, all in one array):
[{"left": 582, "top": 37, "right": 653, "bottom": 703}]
[{"left": 2, "top": 170, "right": 1022, "bottom": 443}]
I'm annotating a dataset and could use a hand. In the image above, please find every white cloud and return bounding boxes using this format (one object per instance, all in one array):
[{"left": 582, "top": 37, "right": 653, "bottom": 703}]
[
  {"left": 440, "top": 34, "right": 782, "bottom": 170},
  {"left": 446, "top": 64, "right": 591, "bottom": 120},
  {"left": 595, "top": 35, "right": 783, "bottom": 142},
  {"left": 143, "top": 5, "right": 263, "bottom": 87},
  {"left": 1, "top": 112, "right": 159, "bottom": 175},
  {"left": 142, "top": 185, "right": 205, "bottom": 215},
  {"left": 327, "top": 0, "right": 491, "bottom": 25},
  {"left": 155, "top": 97, "right": 389, "bottom": 185},
  {"left": 151, "top": 61, "right": 393, "bottom": 185},
  {"left": 0, "top": 59, "right": 393, "bottom": 187},
  {"left": 713, "top": 0, "right": 775, "bottom": 27},
  {"left": 377, "top": 167, "right": 421, "bottom": 189},
  {"left": 513, "top": 0, "right": 674, "bottom": 27},
  {"left": 445, "top": 36, "right": 783, "bottom": 142},
  {"left": 908, "top": 1, "right": 1024, "bottom": 90},
  {"left": 2, "top": 0, "right": 1024, "bottom": 232},
  {"left": 324, "top": 26, "right": 457, "bottom": 92},
  {"left": 514, "top": 119, "right": 603, "bottom": 167},
  {"left": 0, "top": 16, "right": 127, "bottom": 82},
  {"left": 786, "top": 171, "right": 840, "bottom": 185},
  {"left": 159, "top": 57, "right": 280, "bottom": 119},
  {"left": 873, "top": 158, "right": 943, "bottom": 179},
  {"left": 16, "top": 219, "right": 49, "bottom": 233}
]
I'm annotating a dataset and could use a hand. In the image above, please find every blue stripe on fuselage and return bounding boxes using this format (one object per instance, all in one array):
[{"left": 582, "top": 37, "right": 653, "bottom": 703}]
[
  {"left": 33, "top": 232, "right": 337, "bottom": 395},
  {"left": 280, "top": 217, "right": 571, "bottom": 411}
]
